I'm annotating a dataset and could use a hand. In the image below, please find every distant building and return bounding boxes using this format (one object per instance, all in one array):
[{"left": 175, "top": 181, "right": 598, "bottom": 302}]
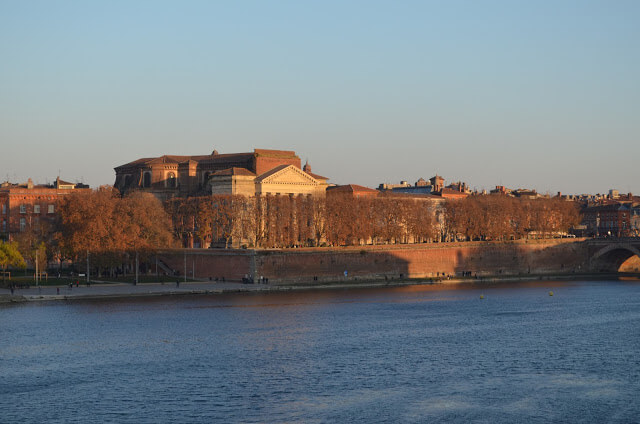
[
  {"left": 441, "top": 181, "right": 471, "bottom": 199},
  {"left": 379, "top": 182, "right": 433, "bottom": 195},
  {"left": 512, "top": 189, "right": 542, "bottom": 199},
  {"left": 378, "top": 181, "right": 413, "bottom": 191},
  {"left": 490, "top": 186, "right": 511, "bottom": 195},
  {"left": 583, "top": 203, "right": 635, "bottom": 237},
  {"left": 0, "top": 177, "right": 90, "bottom": 241},
  {"left": 446, "top": 181, "right": 468, "bottom": 192},
  {"left": 429, "top": 175, "right": 444, "bottom": 192},
  {"left": 327, "top": 184, "right": 379, "bottom": 199},
  {"left": 580, "top": 191, "right": 640, "bottom": 237},
  {"left": 210, "top": 162, "right": 328, "bottom": 197},
  {"left": 379, "top": 175, "right": 471, "bottom": 199},
  {"left": 438, "top": 187, "right": 470, "bottom": 199},
  {"left": 489, "top": 186, "right": 543, "bottom": 199},
  {"left": 114, "top": 149, "right": 328, "bottom": 200},
  {"left": 632, "top": 207, "right": 640, "bottom": 237}
]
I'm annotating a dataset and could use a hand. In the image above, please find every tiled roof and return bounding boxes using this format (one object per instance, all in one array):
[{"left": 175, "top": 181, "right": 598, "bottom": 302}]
[
  {"left": 305, "top": 171, "right": 328, "bottom": 181},
  {"left": 116, "top": 149, "right": 302, "bottom": 172},
  {"left": 116, "top": 152, "right": 255, "bottom": 169},
  {"left": 327, "top": 184, "right": 378, "bottom": 193},
  {"left": 115, "top": 157, "right": 156, "bottom": 168},
  {"left": 439, "top": 188, "right": 470, "bottom": 197},
  {"left": 255, "top": 165, "right": 291, "bottom": 182},
  {"left": 160, "top": 155, "right": 189, "bottom": 163},
  {"left": 254, "top": 149, "right": 298, "bottom": 158},
  {"left": 211, "top": 167, "right": 256, "bottom": 177},
  {"left": 198, "top": 152, "right": 254, "bottom": 164},
  {"left": 380, "top": 191, "right": 442, "bottom": 200},
  {"left": 586, "top": 203, "right": 632, "bottom": 211}
]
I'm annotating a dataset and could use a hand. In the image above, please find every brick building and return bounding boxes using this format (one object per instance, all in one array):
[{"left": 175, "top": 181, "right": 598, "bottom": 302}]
[
  {"left": 0, "top": 177, "right": 90, "bottom": 241},
  {"left": 114, "top": 148, "right": 328, "bottom": 200},
  {"left": 583, "top": 203, "right": 635, "bottom": 237},
  {"left": 326, "top": 184, "right": 379, "bottom": 199},
  {"left": 378, "top": 175, "right": 470, "bottom": 199},
  {"left": 439, "top": 187, "right": 470, "bottom": 199}
]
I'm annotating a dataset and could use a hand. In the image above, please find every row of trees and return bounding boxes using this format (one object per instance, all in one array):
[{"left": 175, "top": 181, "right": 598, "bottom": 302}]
[
  {"left": 10, "top": 187, "right": 176, "bottom": 276},
  {"left": 165, "top": 195, "right": 327, "bottom": 249},
  {"left": 56, "top": 187, "right": 176, "bottom": 273},
  {"left": 166, "top": 194, "right": 436, "bottom": 249},
  {"left": 443, "top": 195, "right": 580, "bottom": 241},
  {"left": 4, "top": 188, "right": 581, "bottom": 275},
  {"left": 166, "top": 193, "right": 580, "bottom": 248}
]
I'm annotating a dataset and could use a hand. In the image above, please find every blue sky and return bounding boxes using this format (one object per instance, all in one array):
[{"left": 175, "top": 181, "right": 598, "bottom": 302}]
[{"left": 1, "top": 0, "right": 638, "bottom": 194}]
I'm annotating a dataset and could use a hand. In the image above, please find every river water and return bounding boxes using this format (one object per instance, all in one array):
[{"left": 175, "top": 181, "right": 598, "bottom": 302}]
[{"left": 1, "top": 279, "right": 640, "bottom": 423}]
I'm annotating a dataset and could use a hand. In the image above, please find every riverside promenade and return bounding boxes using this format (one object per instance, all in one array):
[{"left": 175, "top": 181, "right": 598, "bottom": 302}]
[
  {"left": 2, "top": 272, "right": 634, "bottom": 303},
  {"left": 0, "top": 280, "right": 272, "bottom": 302}
]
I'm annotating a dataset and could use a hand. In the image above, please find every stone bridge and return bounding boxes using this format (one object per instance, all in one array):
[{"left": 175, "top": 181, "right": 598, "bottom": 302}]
[{"left": 586, "top": 238, "right": 640, "bottom": 273}]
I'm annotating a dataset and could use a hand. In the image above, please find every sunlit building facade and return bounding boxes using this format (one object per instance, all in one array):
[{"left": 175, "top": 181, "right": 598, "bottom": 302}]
[
  {"left": 114, "top": 148, "right": 328, "bottom": 200},
  {"left": 0, "top": 177, "right": 90, "bottom": 241}
]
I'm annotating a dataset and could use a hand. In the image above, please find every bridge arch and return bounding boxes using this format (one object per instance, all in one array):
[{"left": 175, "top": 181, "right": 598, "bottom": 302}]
[{"left": 591, "top": 243, "right": 640, "bottom": 273}]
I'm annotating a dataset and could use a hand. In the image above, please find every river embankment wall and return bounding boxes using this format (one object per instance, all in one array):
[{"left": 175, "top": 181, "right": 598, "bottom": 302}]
[
  {"left": 158, "top": 239, "right": 591, "bottom": 285},
  {"left": 157, "top": 249, "right": 252, "bottom": 282}
]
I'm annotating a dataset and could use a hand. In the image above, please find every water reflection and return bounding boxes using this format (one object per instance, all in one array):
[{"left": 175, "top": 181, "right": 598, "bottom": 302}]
[{"left": 1, "top": 279, "right": 640, "bottom": 423}]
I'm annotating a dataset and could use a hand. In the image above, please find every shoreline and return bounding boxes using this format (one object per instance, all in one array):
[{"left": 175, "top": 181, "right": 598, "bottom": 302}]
[{"left": 1, "top": 272, "right": 637, "bottom": 304}]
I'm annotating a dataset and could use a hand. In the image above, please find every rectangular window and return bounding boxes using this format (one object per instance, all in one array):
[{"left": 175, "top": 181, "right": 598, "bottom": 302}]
[
  {"left": 34, "top": 204, "right": 41, "bottom": 214},
  {"left": 48, "top": 204, "right": 55, "bottom": 214},
  {"left": 2, "top": 220, "right": 5, "bottom": 232},
  {"left": 20, "top": 204, "right": 26, "bottom": 214},
  {"left": 19, "top": 217, "right": 26, "bottom": 231},
  {"left": 1, "top": 204, "right": 5, "bottom": 214}
]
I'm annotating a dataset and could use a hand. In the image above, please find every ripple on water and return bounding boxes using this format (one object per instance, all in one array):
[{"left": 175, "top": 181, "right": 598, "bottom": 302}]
[{"left": 1, "top": 280, "right": 639, "bottom": 423}]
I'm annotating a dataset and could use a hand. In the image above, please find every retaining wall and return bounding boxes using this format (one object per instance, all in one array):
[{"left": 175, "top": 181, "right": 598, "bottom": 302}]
[{"left": 158, "top": 239, "right": 591, "bottom": 285}]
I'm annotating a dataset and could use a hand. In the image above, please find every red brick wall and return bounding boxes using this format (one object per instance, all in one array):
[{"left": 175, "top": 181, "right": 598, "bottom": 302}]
[
  {"left": 156, "top": 239, "right": 591, "bottom": 285},
  {"left": 158, "top": 249, "right": 252, "bottom": 282},
  {"left": 254, "top": 240, "right": 589, "bottom": 284},
  {"left": 254, "top": 156, "right": 302, "bottom": 176}
]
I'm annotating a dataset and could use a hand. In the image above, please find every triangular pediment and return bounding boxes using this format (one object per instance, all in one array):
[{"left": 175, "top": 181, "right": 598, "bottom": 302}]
[{"left": 256, "top": 165, "right": 319, "bottom": 185}]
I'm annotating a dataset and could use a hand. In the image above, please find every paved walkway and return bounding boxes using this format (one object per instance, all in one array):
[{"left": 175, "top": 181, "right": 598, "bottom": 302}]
[{"left": 0, "top": 280, "right": 272, "bottom": 301}]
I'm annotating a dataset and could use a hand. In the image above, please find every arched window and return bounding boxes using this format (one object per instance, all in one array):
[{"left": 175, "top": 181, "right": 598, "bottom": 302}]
[
  {"left": 143, "top": 172, "right": 151, "bottom": 188},
  {"left": 167, "top": 172, "right": 177, "bottom": 188}
]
